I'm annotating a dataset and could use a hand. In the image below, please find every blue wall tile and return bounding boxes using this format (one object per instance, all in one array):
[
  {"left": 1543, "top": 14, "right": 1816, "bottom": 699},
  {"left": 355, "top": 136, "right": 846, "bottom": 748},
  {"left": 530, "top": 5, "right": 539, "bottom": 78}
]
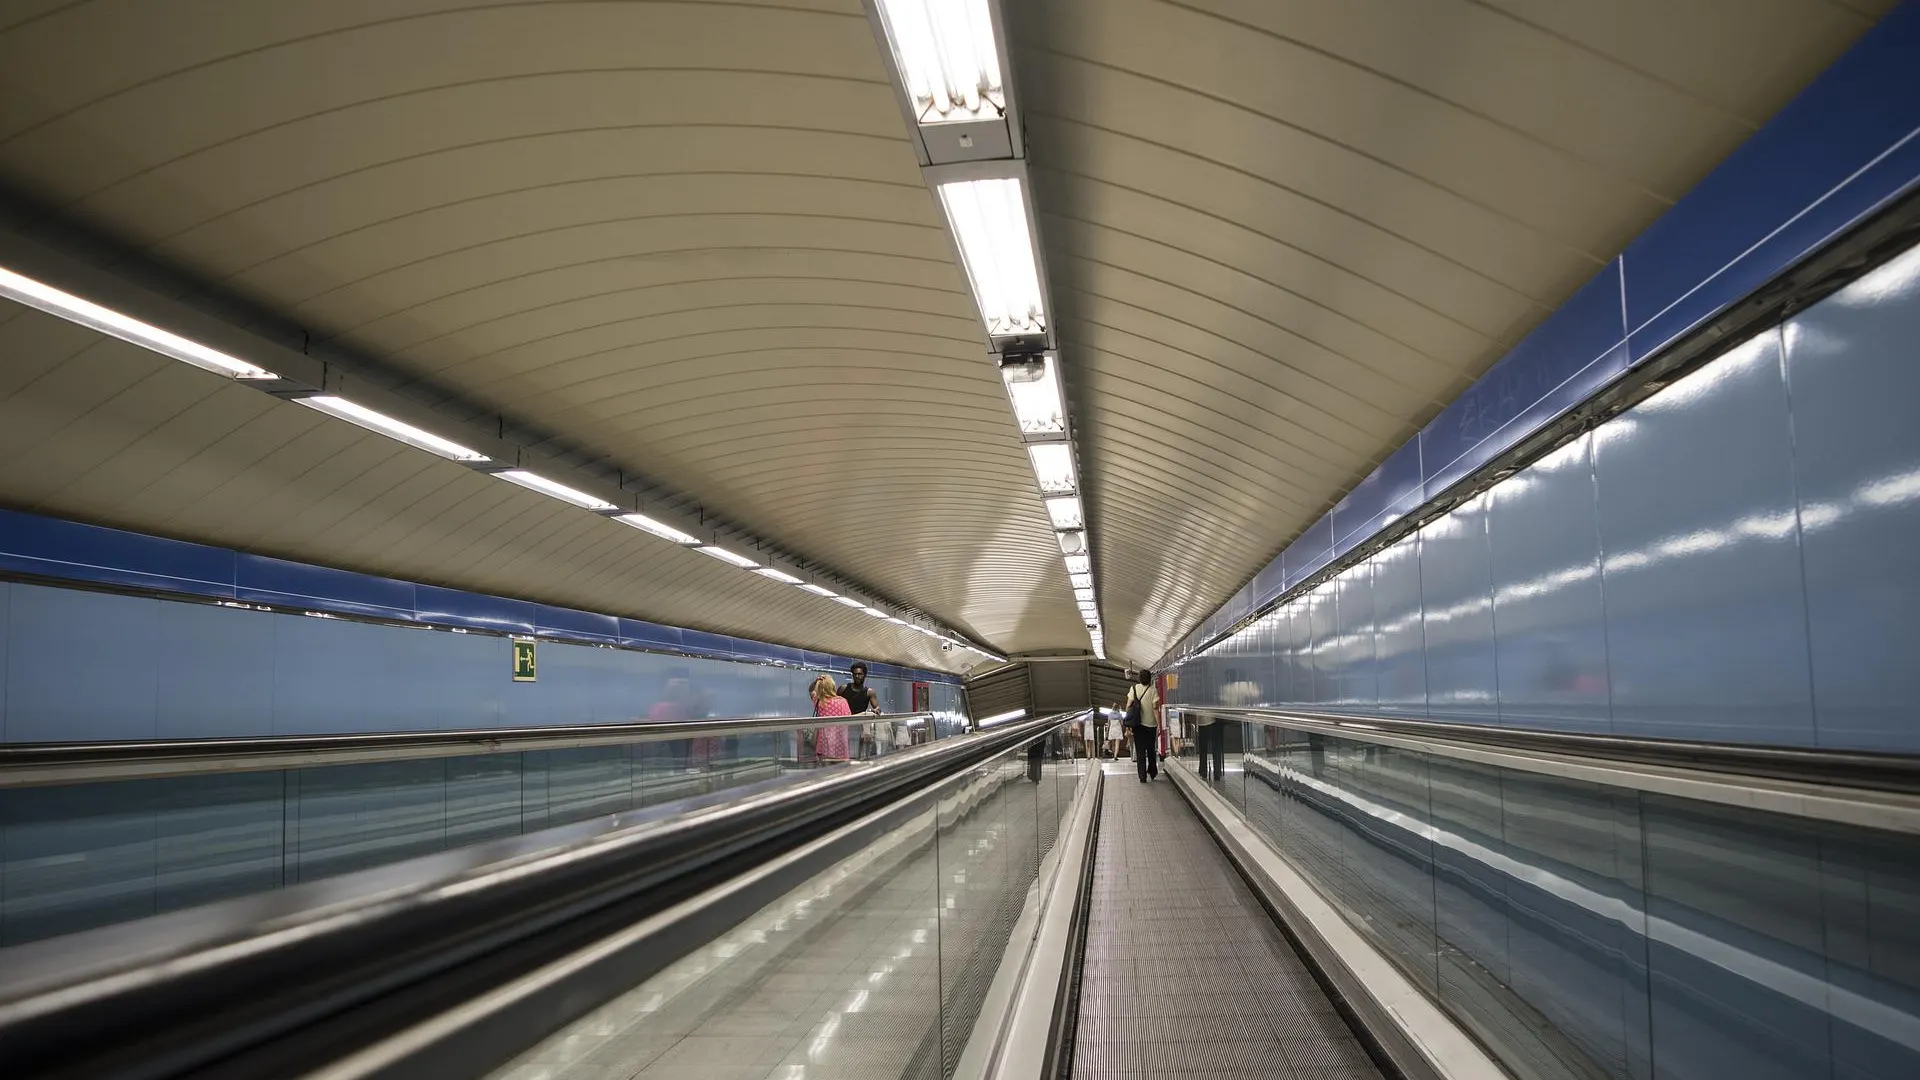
[
  {"left": 156, "top": 600, "right": 275, "bottom": 739},
  {"left": 1371, "top": 545, "right": 1428, "bottom": 719},
  {"left": 6, "top": 585, "right": 160, "bottom": 742},
  {"left": 1487, "top": 434, "right": 1612, "bottom": 733},
  {"left": 1594, "top": 332, "right": 1815, "bottom": 744},
  {"left": 1784, "top": 246, "right": 1920, "bottom": 751},
  {"left": 1419, "top": 497, "right": 1499, "bottom": 725}
]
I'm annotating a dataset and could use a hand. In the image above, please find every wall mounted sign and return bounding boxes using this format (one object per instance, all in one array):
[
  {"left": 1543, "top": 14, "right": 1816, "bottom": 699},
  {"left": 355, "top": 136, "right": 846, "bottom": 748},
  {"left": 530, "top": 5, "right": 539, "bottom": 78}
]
[{"left": 512, "top": 637, "right": 537, "bottom": 682}]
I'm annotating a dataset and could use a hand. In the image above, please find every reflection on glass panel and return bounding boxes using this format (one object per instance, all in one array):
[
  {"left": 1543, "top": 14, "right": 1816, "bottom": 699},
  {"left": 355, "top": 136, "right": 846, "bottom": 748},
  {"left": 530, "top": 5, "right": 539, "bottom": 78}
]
[
  {"left": 489, "top": 805, "right": 946, "bottom": 1080},
  {"left": 1220, "top": 718, "right": 1920, "bottom": 1080}
]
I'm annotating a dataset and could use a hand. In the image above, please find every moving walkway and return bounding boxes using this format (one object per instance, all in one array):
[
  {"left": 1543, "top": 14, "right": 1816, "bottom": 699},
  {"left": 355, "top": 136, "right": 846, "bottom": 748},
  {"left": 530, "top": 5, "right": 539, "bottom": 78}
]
[{"left": 2, "top": 708, "right": 1914, "bottom": 1080}]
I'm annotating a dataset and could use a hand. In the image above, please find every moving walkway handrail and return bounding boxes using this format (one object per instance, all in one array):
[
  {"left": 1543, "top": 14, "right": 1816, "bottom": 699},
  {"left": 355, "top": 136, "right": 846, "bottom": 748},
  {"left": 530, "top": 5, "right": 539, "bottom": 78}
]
[
  {"left": 1180, "top": 705, "right": 1920, "bottom": 795},
  {"left": 0, "top": 710, "right": 939, "bottom": 787},
  {"left": 0, "top": 711, "right": 1082, "bottom": 1080}
]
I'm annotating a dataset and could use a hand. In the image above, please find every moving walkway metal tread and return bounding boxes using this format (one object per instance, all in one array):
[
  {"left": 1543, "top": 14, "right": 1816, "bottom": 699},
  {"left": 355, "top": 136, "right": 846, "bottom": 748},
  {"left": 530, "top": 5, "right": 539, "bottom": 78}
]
[{"left": 1072, "top": 764, "right": 1383, "bottom": 1080}]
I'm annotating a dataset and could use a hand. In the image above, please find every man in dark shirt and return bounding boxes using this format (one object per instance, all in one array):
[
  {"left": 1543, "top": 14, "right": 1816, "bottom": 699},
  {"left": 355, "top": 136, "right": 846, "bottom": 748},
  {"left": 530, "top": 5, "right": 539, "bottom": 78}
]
[{"left": 841, "top": 662, "right": 878, "bottom": 715}]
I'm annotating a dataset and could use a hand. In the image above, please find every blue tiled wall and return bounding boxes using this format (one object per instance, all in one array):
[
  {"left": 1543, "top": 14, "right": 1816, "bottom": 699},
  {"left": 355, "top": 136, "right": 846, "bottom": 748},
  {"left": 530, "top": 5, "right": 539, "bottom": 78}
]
[
  {"left": 1164, "top": 4, "right": 1920, "bottom": 666},
  {"left": 1171, "top": 242, "right": 1920, "bottom": 752},
  {"left": 0, "top": 579, "right": 961, "bottom": 741}
]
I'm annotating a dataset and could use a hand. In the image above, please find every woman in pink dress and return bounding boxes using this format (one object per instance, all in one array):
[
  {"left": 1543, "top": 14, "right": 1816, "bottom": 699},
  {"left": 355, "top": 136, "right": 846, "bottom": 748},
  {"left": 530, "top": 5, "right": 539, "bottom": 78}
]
[{"left": 809, "top": 674, "right": 852, "bottom": 762}]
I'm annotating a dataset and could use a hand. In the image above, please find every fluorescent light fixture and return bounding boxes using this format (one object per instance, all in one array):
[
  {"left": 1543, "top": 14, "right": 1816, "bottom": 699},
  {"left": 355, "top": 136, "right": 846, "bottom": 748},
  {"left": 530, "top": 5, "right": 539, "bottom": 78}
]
[
  {"left": 1074, "top": 587, "right": 1095, "bottom": 603},
  {"left": 862, "top": 606, "right": 891, "bottom": 618},
  {"left": 615, "top": 512, "right": 700, "bottom": 545},
  {"left": 496, "top": 470, "right": 618, "bottom": 511},
  {"left": 297, "top": 396, "right": 490, "bottom": 463},
  {"left": 1027, "top": 441, "right": 1075, "bottom": 494},
  {"left": 1045, "top": 496, "right": 1084, "bottom": 530},
  {"left": 1063, "top": 554, "right": 1090, "bottom": 575},
  {"left": 1068, "top": 572, "right": 1092, "bottom": 589},
  {"left": 798, "top": 583, "right": 839, "bottom": 598},
  {"left": 1057, "top": 529, "right": 1087, "bottom": 556},
  {"left": 832, "top": 595, "right": 867, "bottom": 608},
  {"left": 697, "top": 545, "right": 759, "bottom": 568},
  {"left": 0, "top": 265, "right": 280, "bottom": 381},
  {"left": 755, "top": 567, "right": 804, "bottom": 584},
  {"left": 937, "top": 177, "right": 1044, "bottom": 339},
  {"left": 887, "top": 616, "right": 908, "bottom": 625},
  {"left": 977, "top": 708, "right": 1027, "bottom": 728},
  {"left": 1001, "top": 356, "right": 1065, "bottom": 436},
  {"left": 872, "top": 0, "right": 1005, "bottom": 125}
]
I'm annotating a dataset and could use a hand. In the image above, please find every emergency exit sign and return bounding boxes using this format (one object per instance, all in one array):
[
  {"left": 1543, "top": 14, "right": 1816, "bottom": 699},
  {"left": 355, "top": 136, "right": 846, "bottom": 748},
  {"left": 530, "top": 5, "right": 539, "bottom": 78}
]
[{"left": 512, "top": 637, "right": 537, "bottom": 682}]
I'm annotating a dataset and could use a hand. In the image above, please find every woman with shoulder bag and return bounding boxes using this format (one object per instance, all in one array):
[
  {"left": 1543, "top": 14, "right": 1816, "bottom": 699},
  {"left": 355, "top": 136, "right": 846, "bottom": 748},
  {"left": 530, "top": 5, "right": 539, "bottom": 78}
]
[{"left": 1120, "top": 668, "right": 1161, "bottom": 783}]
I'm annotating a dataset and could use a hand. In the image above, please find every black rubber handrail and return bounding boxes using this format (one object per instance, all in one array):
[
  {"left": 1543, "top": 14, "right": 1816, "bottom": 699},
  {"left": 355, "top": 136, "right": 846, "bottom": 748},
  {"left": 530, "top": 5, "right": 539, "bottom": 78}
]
[
  {"left": 1181, "top": 706, "right": 1920, "bottom": 795},
  {"left": 0, "top": 711, "right": 941, "bottom": 786},
  {"left": 0, "top": 711, "right": 1082, "bottom": 1080}
]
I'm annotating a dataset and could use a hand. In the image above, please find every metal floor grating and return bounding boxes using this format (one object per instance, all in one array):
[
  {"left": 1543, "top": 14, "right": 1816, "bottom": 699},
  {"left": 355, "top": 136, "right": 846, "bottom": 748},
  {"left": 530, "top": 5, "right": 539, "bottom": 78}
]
[{"left": 1071, "top": 765, "right": 1385, "bottom": 1080}]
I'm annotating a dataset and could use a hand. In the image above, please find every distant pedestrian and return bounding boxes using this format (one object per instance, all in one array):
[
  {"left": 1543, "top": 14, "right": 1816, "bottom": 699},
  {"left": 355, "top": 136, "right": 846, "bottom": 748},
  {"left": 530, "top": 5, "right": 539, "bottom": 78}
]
[
  {"left": 810, "top": 674, "right": 853, "bottom": 762},
  {"left": 1119, "top": 668, "right": 1161, "bottom": 783}
]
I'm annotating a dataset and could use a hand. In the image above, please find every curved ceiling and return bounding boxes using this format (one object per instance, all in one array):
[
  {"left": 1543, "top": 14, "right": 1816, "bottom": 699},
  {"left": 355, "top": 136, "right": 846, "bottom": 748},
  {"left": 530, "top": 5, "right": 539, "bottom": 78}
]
[{"left": 0, "top": 0, "right": 1895, "bottom": 668}]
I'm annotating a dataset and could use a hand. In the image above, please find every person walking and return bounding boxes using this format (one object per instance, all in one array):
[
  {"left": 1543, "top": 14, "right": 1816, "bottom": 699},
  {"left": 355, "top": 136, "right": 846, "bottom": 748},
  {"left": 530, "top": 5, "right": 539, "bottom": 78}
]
[
  {"left": 1119, "top": 668, "right": 1161, "bottom": 783},
  {"left": 809, "top": 674, "right": 853, "bottom": 763}
]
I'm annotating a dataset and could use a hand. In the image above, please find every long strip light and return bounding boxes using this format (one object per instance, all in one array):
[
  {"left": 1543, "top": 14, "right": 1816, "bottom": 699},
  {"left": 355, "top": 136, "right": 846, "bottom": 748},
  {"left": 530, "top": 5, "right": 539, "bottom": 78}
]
[
  {"left": 937, "top": 178, "right": 1044, "bottom": 340},
  {"left": 0, "top": 265, "right": 279, "bottom": 380},
  {"left": 872, "top": 0, "right": 1004, "bottom": 124},
  {"left": 616, "top": 512, "right": 700, "bottom": 546},
  {"left": 297, "top": 396, "right": 489, "bottom": 463},
  {"left": 495, "top": 470, "right": 618, "bottom": 511},
  {"left": 696, "top": 545, "right": 760, "bottom": 569},
  {"left": 754, "top": 567, "right": 804, "bottom": 584}
]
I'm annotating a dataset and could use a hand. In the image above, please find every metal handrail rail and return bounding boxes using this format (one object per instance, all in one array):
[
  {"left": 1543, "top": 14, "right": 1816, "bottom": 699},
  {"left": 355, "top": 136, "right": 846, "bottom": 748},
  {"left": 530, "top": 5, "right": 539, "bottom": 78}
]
[
  {"left": 1177, "top": 705, "right": 1920, "bottom": 795},
  {"left": 0, "top": 711, "right": 1087, "bottom": 1080},
  {"left": 0, "top": 710, "right": 941, "bottom": 787}
]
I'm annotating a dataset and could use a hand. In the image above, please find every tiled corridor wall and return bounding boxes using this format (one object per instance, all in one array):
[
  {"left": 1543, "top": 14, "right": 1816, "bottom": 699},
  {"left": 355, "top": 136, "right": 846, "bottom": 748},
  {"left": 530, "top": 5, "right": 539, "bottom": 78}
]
[{"left": 1173, "top": 242, "right": 1920, "bottom": 752}]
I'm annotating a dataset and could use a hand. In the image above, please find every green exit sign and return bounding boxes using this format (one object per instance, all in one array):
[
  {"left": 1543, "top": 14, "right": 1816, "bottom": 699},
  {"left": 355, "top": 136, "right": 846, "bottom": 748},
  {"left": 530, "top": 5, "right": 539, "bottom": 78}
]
[{"left": 512, "top": 638, "right": 537, "bottom": 682}]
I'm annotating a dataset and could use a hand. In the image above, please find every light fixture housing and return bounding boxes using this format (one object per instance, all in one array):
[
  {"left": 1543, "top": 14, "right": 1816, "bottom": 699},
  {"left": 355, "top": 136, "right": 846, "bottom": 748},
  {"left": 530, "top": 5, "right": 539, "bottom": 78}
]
[
  {"left": 615, "top": 512, "right": 701, "bottom": 546},
  {"left": 696, "top": 545, "right": 760, "bottom": 569},
  {"left": 936, "top": 174, "right": 1044, "bottom": 341},
  {"left": 861, "top": 606, "right": 891, "bottom": 618},
  {"left": 496, "top": 470, "right": 618, "bottom": 511},
  {"left": 798, "top": 583, "right": 839, "bottom": 598},
  {"left": 754, "top": 567, "right": 804, "bottom": 584},
  {"left": 0, "top": 265, "right": 281, "bottom": 381},
  {"left": 1045, "top": 496, "right": 1084, "bottom": 530},
  {"left": 1027, "top": 441, "right": 1075, "bottom": 494},
  {"left": 1000, "top": 354, "right": 1066, "bottom": 436},
  {"left": 871, "top": 0, "right": 1005, "bottom": 126},
  {"left": 1073, "top": 587, "right": 1095, "bottom": 603},
  {"left": 832, "top": 595, "right": 867, "bottom": 608},
  {"left": 1063, "top": 554, "right": 1091, "bottom": 575},
  {"left": 1057, "top": 529, "right": 1088, "bottom": 556},
  {"left": 1068, "top": 572, "right": 1093, "bottom": 590},
  {"left": 296, "top": 395, "right": 490, "bottom": 463}
]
